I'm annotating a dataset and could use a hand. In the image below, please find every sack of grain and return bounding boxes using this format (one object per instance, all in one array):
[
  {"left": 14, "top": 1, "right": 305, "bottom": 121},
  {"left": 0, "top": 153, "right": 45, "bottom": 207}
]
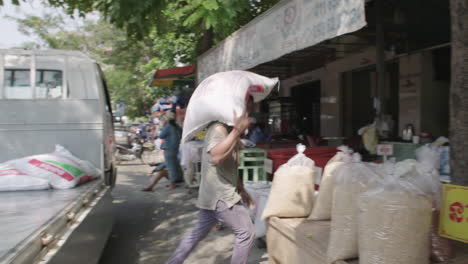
[
  {"left": 308, "top": 146, "right": 353, "bottom": 220},
  {"left": 395, "top": 159, "right": 442, "bottom": 207},
  {"left": 327, "top": 155, "right": 381, "bottom": 263},
  {"left": 182, "top": 71, "right": 278, "bottom": 143},
  {"left": 358, "top": 174, "right": 433, "bottom": 264},
  {"left": 54, "top": 145, "right": 101, "bottom": 184},
  {"left": 394, "top": 160, "right": 448, "bottom": 263},
  {"left": 262, "top": 144, "right": 315, "bottom": 220},
  {"left": 0, "top": 163, "right": 50, "bottom": 191},
  {"left": 13, "top": 146, "right": 97, "bottom": 189}
]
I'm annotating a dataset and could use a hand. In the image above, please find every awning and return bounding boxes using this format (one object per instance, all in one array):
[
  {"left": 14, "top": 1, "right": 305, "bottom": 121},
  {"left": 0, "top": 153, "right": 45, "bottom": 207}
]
[
  {"left": 149, "top": 65, "right": 196, "bottom": 87},
  {"left": 197, "top": 0, "right": 367, "bottom": 82}
]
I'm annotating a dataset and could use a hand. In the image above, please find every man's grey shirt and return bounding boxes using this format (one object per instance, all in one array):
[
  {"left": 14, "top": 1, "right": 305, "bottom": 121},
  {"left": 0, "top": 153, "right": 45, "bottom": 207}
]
[{"left": 197, "top": 122, "right": 241, "bottom": 210}]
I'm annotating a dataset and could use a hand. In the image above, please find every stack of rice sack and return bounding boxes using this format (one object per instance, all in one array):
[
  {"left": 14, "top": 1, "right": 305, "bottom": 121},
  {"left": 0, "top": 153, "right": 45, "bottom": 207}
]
[
  {"left": 322, "top": 155, "right": 443, "bottom": 264},
  {"left": 262, "top": 144, "right": 316, "bottom": 220},
  {"left": 0, "top": 145, "right": 101, "bottom": 191}
]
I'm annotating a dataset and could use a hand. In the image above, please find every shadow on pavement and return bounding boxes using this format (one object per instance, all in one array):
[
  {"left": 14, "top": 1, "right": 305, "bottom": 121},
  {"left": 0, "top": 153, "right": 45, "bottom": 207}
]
[{"left": 99, "top": 161, "right": 268, "bottom": 264}]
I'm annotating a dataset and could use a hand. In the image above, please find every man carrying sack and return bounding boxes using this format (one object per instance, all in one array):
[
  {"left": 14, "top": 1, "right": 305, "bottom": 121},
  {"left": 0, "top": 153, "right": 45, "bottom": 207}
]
[{"left": 166, "top": 71, "right": 279, "bottom": 264}]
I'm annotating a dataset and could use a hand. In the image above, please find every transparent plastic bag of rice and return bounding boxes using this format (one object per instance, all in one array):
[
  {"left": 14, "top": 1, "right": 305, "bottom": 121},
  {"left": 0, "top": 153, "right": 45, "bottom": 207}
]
[
  {"left": 308, "top": 145, "right": 354, "bottom": 220},
  {"left": 262, "top": 144, "right": 315, "bottom": 220}
]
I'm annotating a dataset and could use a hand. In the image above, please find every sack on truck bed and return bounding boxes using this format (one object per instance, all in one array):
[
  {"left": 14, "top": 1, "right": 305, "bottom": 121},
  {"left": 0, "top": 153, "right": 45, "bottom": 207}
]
[
  {"left": 13, "top": 145, "right": 100, "bottom": 189},
  {"left": 308, "top": 145, "right": 353, "bottom": 220},
  {"left": 0, "top": 163, "right": 50, "bottom": 191},
  {"left": 262, "top": 144, "right": 315, "bottom": 220},
  {"left": 182, "top": 71, "right": 278, "bottom": 143},
  {"left": 54, "top": 144, "right": 101, "bottom": 182}
]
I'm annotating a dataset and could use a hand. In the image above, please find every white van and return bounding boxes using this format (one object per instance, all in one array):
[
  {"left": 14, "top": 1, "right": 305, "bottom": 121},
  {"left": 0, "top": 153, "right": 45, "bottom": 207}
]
[{"left": 0, "top": 49, "right": 116, "bottom": 264}]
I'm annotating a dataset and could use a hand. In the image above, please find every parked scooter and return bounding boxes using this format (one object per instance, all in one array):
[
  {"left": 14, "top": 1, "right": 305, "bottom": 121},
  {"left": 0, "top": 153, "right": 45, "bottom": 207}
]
[
  {"left": 114, "top": 132, "right": 162, "bottom": 165},
  {"left": 114, "top": 141, "right": 143, "bottom": 164}
]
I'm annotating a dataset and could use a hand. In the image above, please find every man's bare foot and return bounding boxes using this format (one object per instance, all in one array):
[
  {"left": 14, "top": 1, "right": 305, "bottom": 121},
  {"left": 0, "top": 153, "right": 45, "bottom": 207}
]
[{"left": 141, "top": 187, "right": 153, "bottom": 192}]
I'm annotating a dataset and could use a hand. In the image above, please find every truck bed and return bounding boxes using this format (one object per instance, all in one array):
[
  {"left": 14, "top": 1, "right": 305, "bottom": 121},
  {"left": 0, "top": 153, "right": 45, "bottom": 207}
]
[{"left": 0, "top": 179, "right": 112, "bottom": 264}]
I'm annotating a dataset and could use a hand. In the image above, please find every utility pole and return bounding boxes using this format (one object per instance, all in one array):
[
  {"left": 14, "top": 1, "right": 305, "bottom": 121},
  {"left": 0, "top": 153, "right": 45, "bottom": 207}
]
[{"left": 449, "top": 0, "right": 468, "bottom": 186}]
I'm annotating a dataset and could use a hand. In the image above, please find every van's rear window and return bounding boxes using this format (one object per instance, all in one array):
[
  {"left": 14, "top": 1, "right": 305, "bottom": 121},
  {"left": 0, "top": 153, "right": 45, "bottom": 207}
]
[{"left": 4, "top": 69, "right": 64, "bottom": 99}]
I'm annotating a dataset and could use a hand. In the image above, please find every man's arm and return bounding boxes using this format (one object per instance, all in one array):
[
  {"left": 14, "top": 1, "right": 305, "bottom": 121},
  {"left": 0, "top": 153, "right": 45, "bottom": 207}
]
[
  {"left": 237, "top": 174, "right": 254, "bottom": 207},
  {"left": 210, "top": 110, "right": 250, "bottom": 165},
  {"left": 209, "top": 127, "right": 242, "bottom": 165}
]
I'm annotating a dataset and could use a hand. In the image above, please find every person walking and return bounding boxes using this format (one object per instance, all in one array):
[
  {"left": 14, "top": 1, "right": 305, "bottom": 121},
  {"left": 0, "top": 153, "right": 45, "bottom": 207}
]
[
  {"left": 159, "top": 111, "right": 184, "bottom": 190},
  {"left": 166, "top": 97, "right": 255, "bottom": 264},
  {"left": 141, "top": 163, "right": 168, "bottom": 192}
]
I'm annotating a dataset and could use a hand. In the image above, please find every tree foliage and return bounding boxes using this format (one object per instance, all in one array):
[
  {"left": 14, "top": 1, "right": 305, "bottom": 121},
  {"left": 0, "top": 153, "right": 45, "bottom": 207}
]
[
  {"left": 8, "top": 12, "right": 197, "bottom": 118},
  {"left": 5, "top": 0, "right": 279, "bottom": 52},
  {"left": 3, "top": 0, "right": 281, "bottom": 118}
]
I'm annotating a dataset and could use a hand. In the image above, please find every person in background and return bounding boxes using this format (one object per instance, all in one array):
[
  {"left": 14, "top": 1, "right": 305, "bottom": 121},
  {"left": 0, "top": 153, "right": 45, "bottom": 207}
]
[
  {"left": 166, "top": 96, "right": 255, "bottom": 264},
  {"left": 143, "top": 106, "right": 151, "bottom": 116},
  {"left": 159, "top": 111, "right": 184, "bottom": 190},
  {"left": 247, "top": 117, "right": 266, "bottom": 144},
  {"left": 151, "top": 98, "right": 163, "bottom": 113},
  {"left": 137, "top": 122, "right": 147, "bottom": 140},
  {"left": 141, "top": 163, "right": 169, "bottom": 192}
]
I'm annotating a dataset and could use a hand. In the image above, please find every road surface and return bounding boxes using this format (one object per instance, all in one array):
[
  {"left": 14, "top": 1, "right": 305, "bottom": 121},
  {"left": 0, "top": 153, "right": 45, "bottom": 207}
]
[{"left": 99, "top": 161, "right": 268, "bottom": 264}]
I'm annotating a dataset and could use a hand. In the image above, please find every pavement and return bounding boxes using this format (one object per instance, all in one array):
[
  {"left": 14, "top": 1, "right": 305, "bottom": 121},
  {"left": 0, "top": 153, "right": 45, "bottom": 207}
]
[{"left": 99, "top": 161, "right": 268, "bottom": 264}]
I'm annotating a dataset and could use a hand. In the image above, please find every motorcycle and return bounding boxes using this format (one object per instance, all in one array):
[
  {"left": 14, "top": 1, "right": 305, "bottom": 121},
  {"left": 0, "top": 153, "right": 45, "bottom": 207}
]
[
  {"left": 114, "top": 141, "right": 143, "bottom": 164},
  {"left": 113, "top": 128, "right": 142, "bottom": 162},
  {"left": 114, "top": 134, "right": 163, "bottom": 165}
]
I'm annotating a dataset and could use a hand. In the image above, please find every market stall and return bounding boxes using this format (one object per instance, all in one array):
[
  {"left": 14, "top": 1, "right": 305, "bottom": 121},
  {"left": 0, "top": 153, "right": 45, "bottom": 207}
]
[
  {"left": 262, "top": 145, "right": 468, "bottom": 264},
  {"left": 192, "top": 0, "right": 464, "bottom": 261}
]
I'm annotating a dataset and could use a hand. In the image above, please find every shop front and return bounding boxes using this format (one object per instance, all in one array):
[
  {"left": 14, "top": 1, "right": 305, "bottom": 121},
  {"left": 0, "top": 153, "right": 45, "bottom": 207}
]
[{"left": 195, "top": 0, "right": 467, "bottom": 262}]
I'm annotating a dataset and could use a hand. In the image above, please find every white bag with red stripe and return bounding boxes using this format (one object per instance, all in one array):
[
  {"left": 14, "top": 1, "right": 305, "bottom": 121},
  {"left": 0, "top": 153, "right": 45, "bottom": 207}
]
[
  {"left": 182, "top": 70, "right": 279, "bottom": 143},
  {"left": 53, "top": 145, "right": 101, "bottom": 180},
  {"left": 0, "top": 163, "right": 50, "bottom": 191},
  {"left": 13, "top": 147, "right": 97, "bottom": 189}
]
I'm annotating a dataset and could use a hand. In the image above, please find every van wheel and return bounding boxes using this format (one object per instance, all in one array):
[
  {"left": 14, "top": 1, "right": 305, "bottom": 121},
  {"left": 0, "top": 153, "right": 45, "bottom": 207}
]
[
  {"left": 114, "top": 150, "right": 122, "bottom": 165},
  {"left": 105, "top": 164, "right": 117, "bottom": 187}
]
